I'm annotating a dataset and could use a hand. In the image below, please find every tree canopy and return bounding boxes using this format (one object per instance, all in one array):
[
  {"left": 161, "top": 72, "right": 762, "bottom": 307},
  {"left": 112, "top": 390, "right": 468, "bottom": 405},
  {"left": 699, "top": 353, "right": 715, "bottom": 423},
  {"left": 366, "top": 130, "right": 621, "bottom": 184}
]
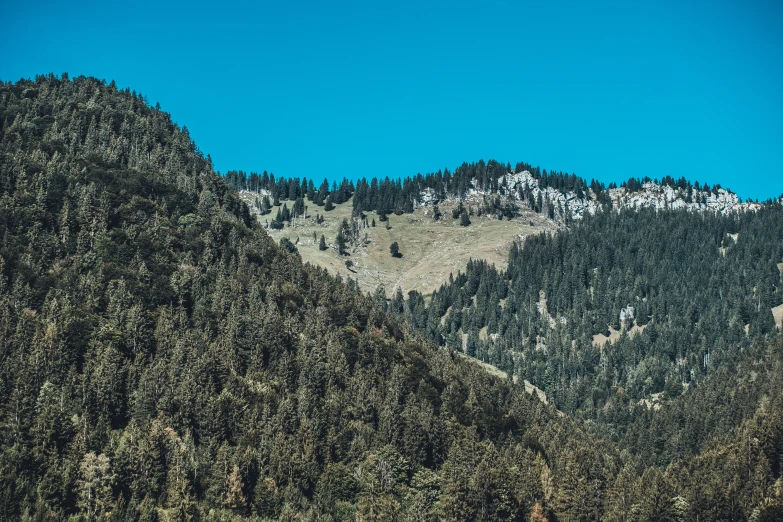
[{"left": 0, "top": 73, "right": 781, "bottom": 522}]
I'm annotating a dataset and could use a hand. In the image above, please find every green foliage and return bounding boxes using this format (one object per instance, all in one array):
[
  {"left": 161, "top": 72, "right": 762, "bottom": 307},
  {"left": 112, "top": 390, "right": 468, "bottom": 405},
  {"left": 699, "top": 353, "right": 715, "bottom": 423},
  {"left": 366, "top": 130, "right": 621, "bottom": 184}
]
[
  {"left": 336, "top": 228, "right": 346, "bottom": 255},
  {"left": 402, "top": 204, "right": 783, "bottom": 520},
  {"left": 0, "top": 73, "right": 613, "bottom": 522},
  {"left": 2, "top": 74, "right": 781, "bottom": 522},
  {"left": 279, "top": 237, "right": 299, "bottom": 256},
  {"left": 417, "top": 208, "right": 783, "bottom": 451}
]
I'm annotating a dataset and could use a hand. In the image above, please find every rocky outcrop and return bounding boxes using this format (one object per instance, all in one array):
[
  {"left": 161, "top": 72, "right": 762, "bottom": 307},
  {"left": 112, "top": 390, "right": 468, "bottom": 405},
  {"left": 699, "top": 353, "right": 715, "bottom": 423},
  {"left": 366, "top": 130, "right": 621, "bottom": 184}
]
[
  {"left": 607, "top": 182, "right": 761, "bottom": 215},
  {"left": 417, "top": 170, "right": 763, "bottom": 220}
]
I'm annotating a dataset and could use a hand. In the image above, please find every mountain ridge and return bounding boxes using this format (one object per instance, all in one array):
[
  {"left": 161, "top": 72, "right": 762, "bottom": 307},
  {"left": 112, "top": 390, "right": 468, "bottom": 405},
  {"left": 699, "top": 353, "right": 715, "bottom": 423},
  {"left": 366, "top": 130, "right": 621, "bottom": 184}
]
[
  {"left": 0, "top": 72, "right": 612, "bottom": 522},
  {"left": 444, "top": 170, "right": 766, "bottom": 221},
  {"left": 2, "top": 73, "right": 782, "bottom": 522},
  {"left": 226, "top": 158, "right": 779, "bottom": 231}
]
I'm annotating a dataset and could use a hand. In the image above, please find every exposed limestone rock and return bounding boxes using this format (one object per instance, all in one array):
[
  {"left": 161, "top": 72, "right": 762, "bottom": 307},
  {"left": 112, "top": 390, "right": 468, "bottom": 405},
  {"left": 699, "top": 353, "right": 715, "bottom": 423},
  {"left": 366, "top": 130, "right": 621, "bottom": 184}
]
[{"left": 416, "top": 169, "right": 764, "bottom": 220}]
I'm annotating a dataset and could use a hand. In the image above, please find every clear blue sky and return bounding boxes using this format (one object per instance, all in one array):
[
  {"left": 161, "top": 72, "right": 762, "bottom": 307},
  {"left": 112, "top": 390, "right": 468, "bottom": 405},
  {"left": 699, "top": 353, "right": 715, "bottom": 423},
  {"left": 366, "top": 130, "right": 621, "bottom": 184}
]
[{"left": 2, "top": 0, "right": 782, "bottom": 201}]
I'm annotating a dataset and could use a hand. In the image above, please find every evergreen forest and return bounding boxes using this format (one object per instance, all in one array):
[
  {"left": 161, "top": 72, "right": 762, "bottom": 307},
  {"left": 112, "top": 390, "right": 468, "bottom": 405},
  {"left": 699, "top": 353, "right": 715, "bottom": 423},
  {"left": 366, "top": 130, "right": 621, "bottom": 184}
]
[{"left": 0, "top": 74, "right": 782, "bottom": 521}]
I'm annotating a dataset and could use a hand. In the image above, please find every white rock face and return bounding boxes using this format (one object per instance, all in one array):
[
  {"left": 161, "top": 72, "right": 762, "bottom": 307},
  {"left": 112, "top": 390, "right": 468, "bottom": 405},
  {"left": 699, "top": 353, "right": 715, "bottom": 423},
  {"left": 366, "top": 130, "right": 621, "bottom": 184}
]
[
  {"left": 239, "top": 188, "right": 271, "bottom": 197},
  {"left": 496, "top": 171, "right": 600, "bottom": 219},
  {"left": 418, "top": 187, "right": 439, "bottom": 205},
  {"left": 416, "top": 170, "right": 763, "bottom": 220},
  {"left": 607, "top": 182, "right": 760, "bottom": 215}
]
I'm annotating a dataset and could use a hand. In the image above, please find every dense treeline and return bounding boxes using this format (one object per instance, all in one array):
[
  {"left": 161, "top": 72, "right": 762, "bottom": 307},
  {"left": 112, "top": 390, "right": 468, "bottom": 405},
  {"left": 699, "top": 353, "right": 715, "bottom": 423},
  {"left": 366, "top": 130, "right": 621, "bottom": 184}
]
[
  {"left": 399, "top": 206, "right": 783, "bottom": 461},
  {"left": 2, "top": 74, "right": 782, "bottom": 521},
  {"left": 0, "top": 74, "right": 615, "bottom": 521},
  {"left": 224, "top": 159, "right": 594, "bottom": 223},
  {"left": 224, "top": 170, "right": 354, "bottom": 211},
  {"left": 225, "top": 156, "right": 763, "bottom": 229}
]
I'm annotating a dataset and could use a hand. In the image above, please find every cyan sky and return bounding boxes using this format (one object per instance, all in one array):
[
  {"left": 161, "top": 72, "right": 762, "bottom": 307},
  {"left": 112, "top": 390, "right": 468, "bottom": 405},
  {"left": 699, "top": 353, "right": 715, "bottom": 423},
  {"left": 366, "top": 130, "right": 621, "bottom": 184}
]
[{"left": 2, "top": 0, "right": 781, "bottom": 200}]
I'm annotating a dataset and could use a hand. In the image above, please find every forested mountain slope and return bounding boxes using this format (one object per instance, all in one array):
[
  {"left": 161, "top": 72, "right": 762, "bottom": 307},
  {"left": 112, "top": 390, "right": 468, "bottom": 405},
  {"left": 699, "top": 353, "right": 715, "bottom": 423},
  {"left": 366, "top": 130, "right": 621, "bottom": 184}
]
[
  {"left": 2, "top": 74, "right": 782, "bottom": 522},
  {"left": 0, "top": 74, "right": 611, "bottom": 521},
  {"left": 409, "top": 207, "right": 783, "bottom": 426},
  {"left": 387, "top": 202, "right": 783, "bottom": 499}
]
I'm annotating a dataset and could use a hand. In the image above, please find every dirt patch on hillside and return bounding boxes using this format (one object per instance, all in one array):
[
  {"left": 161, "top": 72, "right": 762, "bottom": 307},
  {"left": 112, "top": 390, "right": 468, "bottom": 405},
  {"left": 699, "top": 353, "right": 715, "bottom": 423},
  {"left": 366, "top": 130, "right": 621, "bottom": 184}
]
[
  {"left": 593, "top": 321, "right": 647, "bottom": 348},
  {"left": 773, "top": 304, "right": 783, "bottom": 330},
  {"left": 457, "top": 353, "right": 552, "bottom": 406}
]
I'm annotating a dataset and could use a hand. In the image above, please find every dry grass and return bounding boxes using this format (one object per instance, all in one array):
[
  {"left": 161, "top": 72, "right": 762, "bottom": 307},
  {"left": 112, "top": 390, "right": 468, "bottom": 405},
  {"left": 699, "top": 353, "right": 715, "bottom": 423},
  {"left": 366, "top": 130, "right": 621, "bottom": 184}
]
[
  {"left": 592, "top": 321, "right": 647, "bottom": 348},
  {"left": 773, "top": 304, "right": 783, "bottom": 330},
  {"left": 458, "top": 353, "right": 509, "bottom": 380},
  {"left": 456, "top": 353, "right": 550, "bottom": 405},
  {"left": 243, "top": 193, "right": 551, "bottom": 296}
]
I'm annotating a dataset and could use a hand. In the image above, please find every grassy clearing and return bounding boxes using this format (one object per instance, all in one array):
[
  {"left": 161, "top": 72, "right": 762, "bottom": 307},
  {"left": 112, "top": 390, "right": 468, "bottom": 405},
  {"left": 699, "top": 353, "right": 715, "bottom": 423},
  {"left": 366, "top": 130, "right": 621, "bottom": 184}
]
[
  {"left": 592, "top": 321, "right": 648, "bottom": 348},
  {"left": 242, "top": 193, "right": 551, "bottom": 296},
  {"left": 772, "top": 260, "right": 783, "bottom": 329},
  {"left": 773, "top": 304, "right": 783, "bottom": 330}
]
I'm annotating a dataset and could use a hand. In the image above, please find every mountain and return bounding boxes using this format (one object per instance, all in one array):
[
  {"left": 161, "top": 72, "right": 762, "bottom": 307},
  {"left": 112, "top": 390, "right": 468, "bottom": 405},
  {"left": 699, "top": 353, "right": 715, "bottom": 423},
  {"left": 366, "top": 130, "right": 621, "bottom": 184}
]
[
  {"left": 227, "top": 158, "right": 774, "bottom": 230},
  {"left": 2, "top": 74, "right": 782, "bottom": 522},
  {"left": 0, "top": 74, "right": 611, "bottom": 522},
  {"left": 229, "top": 158, "right": 774, "bottom": 301},
  {"left": 232, "top": 167, "right": 769, "bottom": 301},
  {"left": 468, "top": 170, "right": 764, "bottom": 220}
]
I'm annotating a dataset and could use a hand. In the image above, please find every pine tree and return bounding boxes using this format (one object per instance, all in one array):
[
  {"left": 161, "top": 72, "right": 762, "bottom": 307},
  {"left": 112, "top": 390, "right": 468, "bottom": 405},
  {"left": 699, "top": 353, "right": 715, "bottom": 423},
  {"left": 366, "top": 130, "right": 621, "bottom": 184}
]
[
  {"left": 224, "top": 465, "right": 246, "bottom": 509},
  {"left": 336, "top": 229, "right": 346, "bottom": 255}
]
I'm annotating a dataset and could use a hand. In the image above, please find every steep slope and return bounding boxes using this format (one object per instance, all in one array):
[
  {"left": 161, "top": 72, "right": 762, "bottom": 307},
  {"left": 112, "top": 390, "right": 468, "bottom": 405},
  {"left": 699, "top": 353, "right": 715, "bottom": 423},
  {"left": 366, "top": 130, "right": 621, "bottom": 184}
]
[
  {"left": 415, "top": 208, "right": 783, "bottom": 428},
  {"left": 390, "top": 202, "right": 783, "bottom": 518},
  {"left": 3, "top": 74, "right": 782, "bottom": 522},
  {"left": 0, "top": 74, "right": 620, "bottom": 522},
  {"left": 242, "top": 193, "right": 551, "bottom": 296}
]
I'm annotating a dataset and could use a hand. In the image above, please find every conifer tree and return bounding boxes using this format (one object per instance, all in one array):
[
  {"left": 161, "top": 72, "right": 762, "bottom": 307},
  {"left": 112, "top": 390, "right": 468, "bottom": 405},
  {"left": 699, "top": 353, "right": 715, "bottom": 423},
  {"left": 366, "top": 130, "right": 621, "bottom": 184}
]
[{"left": 336, "top": 229, "right": 346, "bottom": 254}]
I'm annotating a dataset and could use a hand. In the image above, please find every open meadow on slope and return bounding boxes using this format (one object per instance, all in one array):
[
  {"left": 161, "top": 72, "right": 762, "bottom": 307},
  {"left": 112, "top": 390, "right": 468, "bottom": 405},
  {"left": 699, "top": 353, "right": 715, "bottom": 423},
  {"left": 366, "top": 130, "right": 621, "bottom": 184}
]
[{"left": 241, "top": 194, "right": 553, "bottom": 296}]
